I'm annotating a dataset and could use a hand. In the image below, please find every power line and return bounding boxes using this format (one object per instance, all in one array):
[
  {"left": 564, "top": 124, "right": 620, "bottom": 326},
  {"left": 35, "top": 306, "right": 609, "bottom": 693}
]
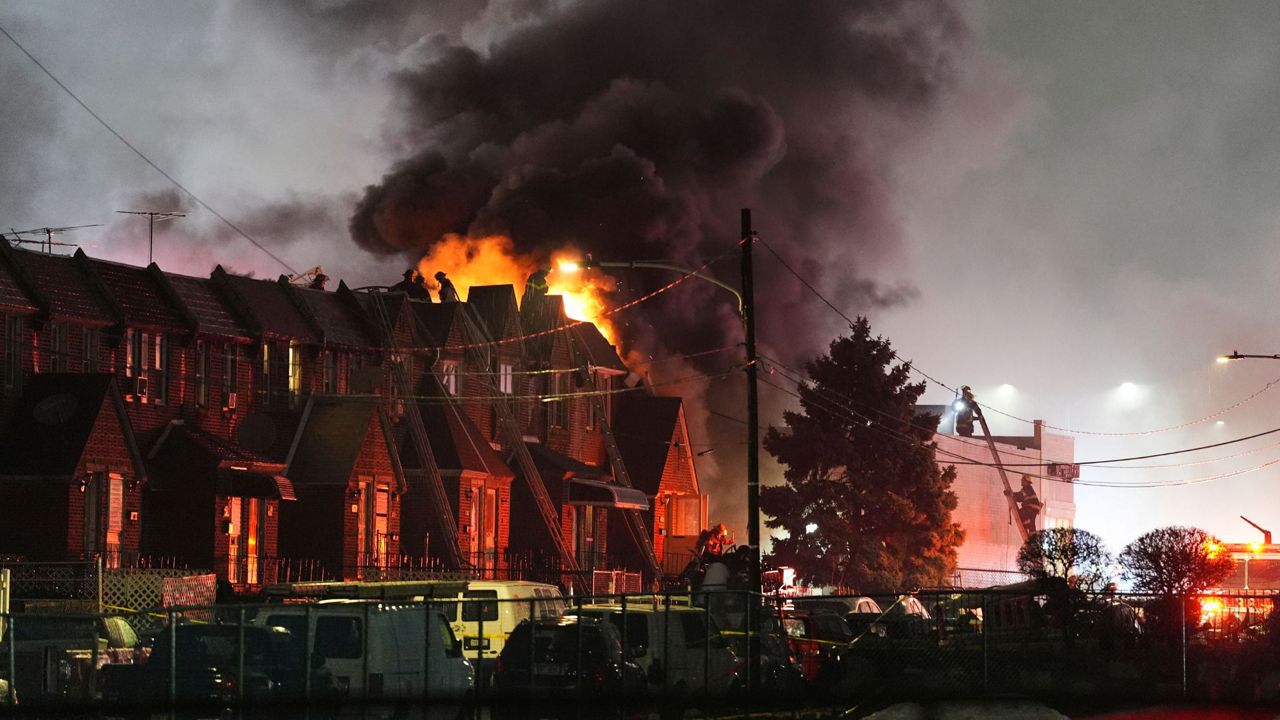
[
  {"left": 0, "top": 21, "right": 298, "bottom": 275},
  {"left": 755, "top": 372, "right": 1280, "bottom": 489},
  {"left": 755, "top": 234, "right": 1280, "bottom": 439}
]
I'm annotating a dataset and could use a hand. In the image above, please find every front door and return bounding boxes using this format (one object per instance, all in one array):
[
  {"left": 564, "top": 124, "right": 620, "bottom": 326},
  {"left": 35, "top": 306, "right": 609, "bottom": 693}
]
[
  {"left": 246, "top": 498, "right": 261, "bottom": 585},
  {"left": 227, "top": 497, "right": 241, "bottom": 582}
]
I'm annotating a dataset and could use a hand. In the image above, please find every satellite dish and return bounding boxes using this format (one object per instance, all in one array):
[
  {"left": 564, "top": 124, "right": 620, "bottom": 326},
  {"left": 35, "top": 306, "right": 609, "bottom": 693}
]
[
  {"left": 237, "top": 413, "right": 277, "bottom": 454},
  {"left": 34, "top": 393, "right": 78, "bottom": 425}
]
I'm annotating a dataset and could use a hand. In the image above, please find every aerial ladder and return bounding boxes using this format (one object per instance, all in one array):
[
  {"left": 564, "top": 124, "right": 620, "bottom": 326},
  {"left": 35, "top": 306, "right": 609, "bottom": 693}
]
[
  {"left": 570, "top": 326, "right": 662, "bottom": 581},
  {"left": 367, "top": 292, "right": 466, "bottom": 570},
  {"left": 954, "top": 386, "right": 1032, "bottom": 543},
  {"left": 453, "top": 305, "right": 580, "bottom": 575}
]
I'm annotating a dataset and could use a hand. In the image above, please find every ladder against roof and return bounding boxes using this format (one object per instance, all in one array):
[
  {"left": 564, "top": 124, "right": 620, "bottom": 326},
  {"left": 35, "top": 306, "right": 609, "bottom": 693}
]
[
  {"left": 456, "top": 306, "right": 579, "bottom": 575},
  {"left": 569, "top": 327, "right": 659, "bottom": 582},
  {"left": 368, "top": 293, "right": 466, "bottom": 571}
]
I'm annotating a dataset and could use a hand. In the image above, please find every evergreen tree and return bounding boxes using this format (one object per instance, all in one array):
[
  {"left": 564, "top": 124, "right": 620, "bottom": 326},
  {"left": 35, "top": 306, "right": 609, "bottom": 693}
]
[{"left": 762, "top": 317, "right": 963, "bottom": 590}]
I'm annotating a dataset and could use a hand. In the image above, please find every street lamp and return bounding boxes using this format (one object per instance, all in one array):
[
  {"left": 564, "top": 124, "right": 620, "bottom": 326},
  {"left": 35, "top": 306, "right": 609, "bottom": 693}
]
[
  {"left": 553, "top": 212, "right": 759, "bottom": 589},
  {"left": 1218, "top": 351, "right": 1280, "bottom": 362}
]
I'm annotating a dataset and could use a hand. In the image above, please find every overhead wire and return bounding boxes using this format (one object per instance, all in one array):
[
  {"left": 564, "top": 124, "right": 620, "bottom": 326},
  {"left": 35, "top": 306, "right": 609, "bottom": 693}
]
[
  {"left": 755, "top": 372, "right": 1280, "bottom": 489},
  {"left": 757, "top": 349, "right": 1280, "bottom": 471},
  {"left": 754, "top": 234, "right": 1280, "bottom": 439},
  {"left": 0, "top": 21, "right": 298, "bottom": 275}
]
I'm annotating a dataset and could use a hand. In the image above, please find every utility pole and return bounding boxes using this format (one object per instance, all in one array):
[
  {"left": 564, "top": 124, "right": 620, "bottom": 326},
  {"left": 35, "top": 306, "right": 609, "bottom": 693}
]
[
  {"left": 741, "top": 208, "right": 762, "bottom": 693},
  {"left": 742, "top": 208, "right": 760, "bottom": 576},
  {"left": 116, "top": 210, "right": 186, "bottom": 265}
]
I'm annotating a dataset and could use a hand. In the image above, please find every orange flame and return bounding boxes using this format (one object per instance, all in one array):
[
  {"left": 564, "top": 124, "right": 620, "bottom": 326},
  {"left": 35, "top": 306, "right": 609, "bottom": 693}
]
[{"left": 413, "top": 235, "right": 620, "bottom": 345}]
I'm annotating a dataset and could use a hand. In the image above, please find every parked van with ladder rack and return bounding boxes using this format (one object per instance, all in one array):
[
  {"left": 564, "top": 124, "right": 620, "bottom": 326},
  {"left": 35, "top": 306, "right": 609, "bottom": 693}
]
[{"left": 264, "top": 580, "right": 565, "bottom": 681}]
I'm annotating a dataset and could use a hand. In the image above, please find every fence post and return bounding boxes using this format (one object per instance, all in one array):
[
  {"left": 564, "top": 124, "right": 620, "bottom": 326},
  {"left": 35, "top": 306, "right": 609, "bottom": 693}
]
[
  {"left": 96, "top": 556, "right": 103, "bottom": 615},
  {"left": 1180, "top": 594, "right": 1187, "bottom": 698},
  {"left": 304, "top": 605, "right": 314, "bottom": 702},
  {"left": 424, "top": 600, "right": 432, "bottom": 703},
  {"left": 982, "top": 592, "right": 989, "bottom": 694},
  {"left": 6, "top": 615, "right": 13, "bottom": 707},
  {"left": 167, "top": 610, "right": 177, "bottom": 707},
  {"left": 237, "top": 607, "right": 246, "bottom": 705}
]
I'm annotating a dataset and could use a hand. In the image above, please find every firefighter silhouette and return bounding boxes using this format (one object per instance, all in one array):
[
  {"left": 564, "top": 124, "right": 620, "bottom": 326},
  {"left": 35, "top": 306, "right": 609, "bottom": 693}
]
[
  {"left": 1008, "top": 475, "right": 1044, "bottom": 535},
  {"left": 435, "top": 271, "right": 460, "bottom": 303}
]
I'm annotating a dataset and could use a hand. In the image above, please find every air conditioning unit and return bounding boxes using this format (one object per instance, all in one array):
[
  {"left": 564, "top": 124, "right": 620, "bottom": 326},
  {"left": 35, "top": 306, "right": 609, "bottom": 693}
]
[
  {"left": 134, "top": 375, "right": 149, "bottom": 400},
  {"left": 224, "top": 391, "right": 238, "bottom": 411}
]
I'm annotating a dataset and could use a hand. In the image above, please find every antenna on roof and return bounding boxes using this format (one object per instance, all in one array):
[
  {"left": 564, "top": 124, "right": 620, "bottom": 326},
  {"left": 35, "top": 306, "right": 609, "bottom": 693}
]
[
  {"left": 116, "top": 210, "right": 186, "bottom": 265},
  {"left": 7, "top": 224, "right": 103, "bottom": 254}
]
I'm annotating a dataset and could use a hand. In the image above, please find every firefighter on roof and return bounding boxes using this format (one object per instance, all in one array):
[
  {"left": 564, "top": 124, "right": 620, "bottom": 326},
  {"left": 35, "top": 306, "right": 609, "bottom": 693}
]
[{"left": 435, "top": 271, "right": 460, "bottom": 302}]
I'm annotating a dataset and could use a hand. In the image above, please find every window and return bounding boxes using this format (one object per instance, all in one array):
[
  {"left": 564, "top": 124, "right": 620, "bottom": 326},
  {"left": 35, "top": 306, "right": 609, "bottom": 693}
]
[
  {"left": 261, "top": 342, "right": 272, "bottom": 402},
  {"left": 151, "top": 333, "right": 168, "bottom": 404},
  {"left": 105, "top": 473, "right": 123, "bottom": 568},
  {"left": 668, "top": 495, "right": 704, "bottom": 537},
  {"left": 321, "top": 350, "right": 339, "bottom": 394},
  {"left": 438, "top": 361, "right": 458, "bottom": 396},
  {"left": 3, "top": 315, "right": 21, "bottom": 389},
  {"left": 81, "top": 327, "right": 98, "bottom": 372},
  {"left": 223, "top": 343, "right": 239, "bottom": 405},
  {"left": 498, "top": 362, "right": 514, "bottom": 394},
  {"left": 50, "top": 323, "right": 68, "bottom": 372},
  {"left": 547, "top": 373, "right": 567, "bottom": 429},
  {"left": 462, "top": 590, "right": 499, "bottom": 622},
  {"left": 195, "top": 341, "right": 208, "bottom": 408},
  {"left": 125, "top": 329, "right": 142, "bottom": 378},
  {"left": 287, "top": 341, "right": 302, "bottom": 405},
  {"left": 315, "top": 617, "right": 363, "bottom": 659}
]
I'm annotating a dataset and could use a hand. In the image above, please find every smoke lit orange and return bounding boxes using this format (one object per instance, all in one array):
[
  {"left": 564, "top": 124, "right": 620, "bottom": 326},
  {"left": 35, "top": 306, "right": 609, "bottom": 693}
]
[{"left": 414, "top": 235, "right": 620, "bottom": 345}]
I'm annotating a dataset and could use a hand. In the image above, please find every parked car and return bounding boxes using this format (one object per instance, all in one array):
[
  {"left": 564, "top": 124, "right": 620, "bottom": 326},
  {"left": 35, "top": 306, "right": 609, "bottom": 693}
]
[
  {"left": 780, "top": 610, "right": 852, "bottom": 683},
  {"left": 99, "top": 624, "right": 334, "bottom": 707},
  {"left": 868, "top": 594, "right": 935, "bottom": 639},
  {"left": 253, "top": 601, "right": 473, "bottom": 700},
  {"left": 493, "top": 616, "right": 645, "bottom": 697},
  {"left": 0, "top": 614, "right": 140, "bottom": 705},
  {"left": 565, "top": 603, "right": 741, "bottom": 694}
]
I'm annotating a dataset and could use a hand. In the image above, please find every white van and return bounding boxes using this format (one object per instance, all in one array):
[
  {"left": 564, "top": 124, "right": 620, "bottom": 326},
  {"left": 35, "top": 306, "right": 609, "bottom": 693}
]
[
  {"left": 416, "top": 581, "right": 564, "bottom": 673},
  {"left": 254, "top": 602, "right": 474, "bottom": 701},
  {"left": 566, "top": 603, "right": 741, "bottom": 695}
]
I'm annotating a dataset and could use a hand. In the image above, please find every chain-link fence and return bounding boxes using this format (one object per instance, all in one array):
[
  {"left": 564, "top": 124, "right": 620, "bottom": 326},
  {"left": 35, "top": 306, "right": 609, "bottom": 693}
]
[{"left": 3, "top": 585, "right": 1280, "bottom": 711}]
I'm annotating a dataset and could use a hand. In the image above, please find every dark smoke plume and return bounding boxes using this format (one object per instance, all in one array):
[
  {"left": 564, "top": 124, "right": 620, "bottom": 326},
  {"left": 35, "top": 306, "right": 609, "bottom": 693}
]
[{"left": 349, "top": 0, "right": 977, "bottom": 528}]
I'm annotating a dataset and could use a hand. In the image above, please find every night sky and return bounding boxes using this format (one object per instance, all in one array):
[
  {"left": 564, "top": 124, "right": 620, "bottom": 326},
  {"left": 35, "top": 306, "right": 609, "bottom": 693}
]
[{"left": 4, "top": 1, "right": 1280, "bottom": 555}]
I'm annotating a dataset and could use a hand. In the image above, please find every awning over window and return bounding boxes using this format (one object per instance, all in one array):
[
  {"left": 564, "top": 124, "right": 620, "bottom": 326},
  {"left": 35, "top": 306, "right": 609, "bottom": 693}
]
[
  {"left": 566, "top": 478, "right": 649, "bottom": 510},
  {"left": 217, "top": 468, "right": 297, "bottom": 501}
]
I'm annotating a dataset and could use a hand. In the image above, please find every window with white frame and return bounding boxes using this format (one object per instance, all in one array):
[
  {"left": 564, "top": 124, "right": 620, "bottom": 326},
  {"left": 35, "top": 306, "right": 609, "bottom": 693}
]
[
  {"left": 223, "top": 343, "right": 239, "bottom": 407},
  {"left": 498, "top": 362, "right": 514, "bottom": 394},
  {"left": 547, "top": 372, "right": 568, "bottom": 429},
  {"left": 668, "top": 495, "right": 705, "bottom": 537},
  {"left": 438, "top": 361, "right": 458, "bottom": 396}
]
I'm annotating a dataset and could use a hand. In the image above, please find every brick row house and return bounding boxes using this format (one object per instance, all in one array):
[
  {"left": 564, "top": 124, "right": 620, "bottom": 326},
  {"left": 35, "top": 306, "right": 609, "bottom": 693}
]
[{"left": 0, "top": 243, "right": 707, "bottom": 590}]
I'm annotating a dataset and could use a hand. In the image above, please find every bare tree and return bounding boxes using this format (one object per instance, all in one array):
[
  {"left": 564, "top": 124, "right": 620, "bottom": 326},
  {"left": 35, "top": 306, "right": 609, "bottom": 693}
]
[{"left": 1017, "top": 527, "right": 1114, "bottom": 593}]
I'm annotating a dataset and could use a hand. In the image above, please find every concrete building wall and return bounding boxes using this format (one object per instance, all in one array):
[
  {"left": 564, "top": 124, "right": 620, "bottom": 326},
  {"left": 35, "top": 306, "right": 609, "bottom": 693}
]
[{"left": 935, "top": 420, "right": 1076, "bottom": 580}]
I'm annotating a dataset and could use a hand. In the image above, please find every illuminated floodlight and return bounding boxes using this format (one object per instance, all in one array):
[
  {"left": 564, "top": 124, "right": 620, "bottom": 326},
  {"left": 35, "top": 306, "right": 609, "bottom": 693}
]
[
  {"left": 952, "top": 399, "right": 967, "bottom": 412},
  {"left": 805, "top": 522, "right": 819, "bottom": 535},
  {"left": 1217, "top": 420, "right": 1226, "bottom": 427},
  {"left": 557, "top": 259, "right": 581, "bottom": 274},
  {"left": 1217, "top": 356, "right": 1232, "bottom": 364}
]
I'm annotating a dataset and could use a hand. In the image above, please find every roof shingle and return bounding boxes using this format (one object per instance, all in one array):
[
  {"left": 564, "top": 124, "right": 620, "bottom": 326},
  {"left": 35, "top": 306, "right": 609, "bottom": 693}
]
[{"left": 6, "top": 249, "right": 115, "bottom": 325}]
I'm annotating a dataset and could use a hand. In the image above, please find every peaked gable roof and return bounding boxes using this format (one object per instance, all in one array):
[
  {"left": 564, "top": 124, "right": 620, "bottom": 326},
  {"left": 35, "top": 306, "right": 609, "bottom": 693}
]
[
  {"left": 571, "top": 323, "right": 627, "bottom": 373},
  {"left": 85, "top": 257, "right": 187, "bottom": 331},
  {"left": 409, "top": 301, "right": 468, "bottom": 348},
  {"left": 289, "top": 285, "right": 374, "bottom": 348},
  {"left": 0, "top": 373, "right": 144, "bottom": 480},
  {"left": 164, "top": 273, "right": 252, "bottom": 341},
  {"left": 4, "top": 248, "right": 116, "bottom": 325},
  {"left": 613, "top": 395, "right": 685, "bottom": 496},
  {"left": 421, "top": 401, "right": 514, "bottom": 478},
  {"left": 467, "top": 285, "right": 522, "bottom": 343},
  {"left": 0, "top": 244, "right": 40, "bottom": 314},
  {"left": 285, "top": 395, "right": 401, "bottom": 491},
  {"left": 214, "top": 268, "right": 317, "bottom": 341}
]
